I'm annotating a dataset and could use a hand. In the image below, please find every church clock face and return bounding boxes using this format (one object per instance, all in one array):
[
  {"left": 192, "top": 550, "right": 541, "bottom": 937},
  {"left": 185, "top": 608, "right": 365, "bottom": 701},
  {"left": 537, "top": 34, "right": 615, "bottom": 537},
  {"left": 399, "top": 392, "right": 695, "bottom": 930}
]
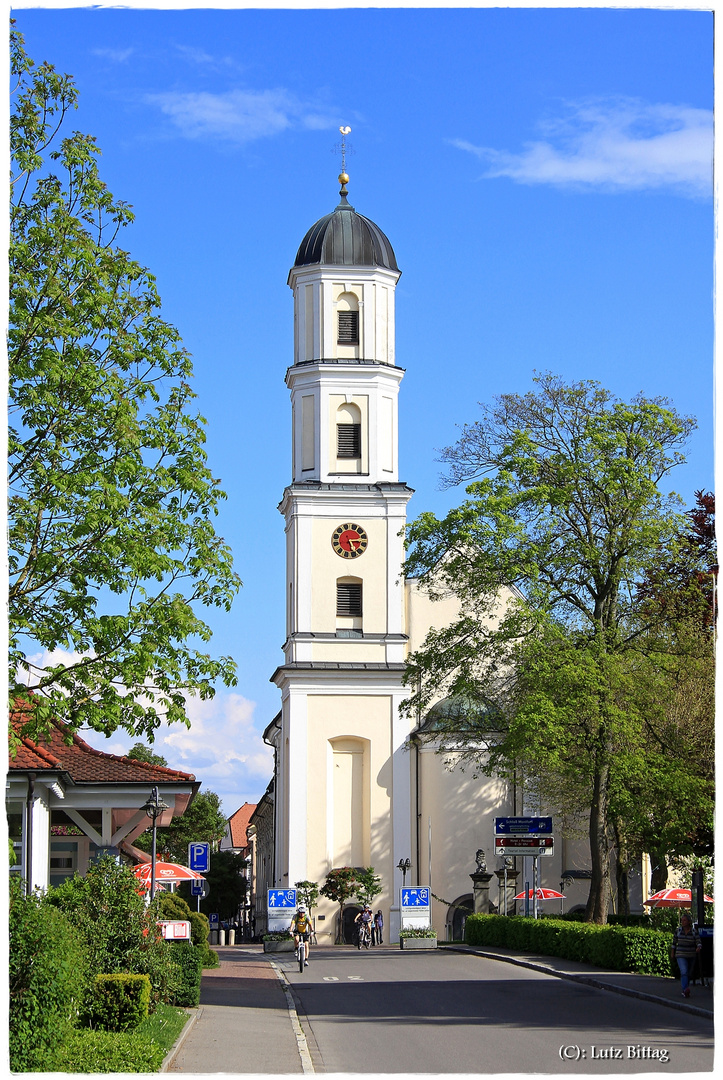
[{"left": 331, "top": 523, "right": 368, "bottom": 559}]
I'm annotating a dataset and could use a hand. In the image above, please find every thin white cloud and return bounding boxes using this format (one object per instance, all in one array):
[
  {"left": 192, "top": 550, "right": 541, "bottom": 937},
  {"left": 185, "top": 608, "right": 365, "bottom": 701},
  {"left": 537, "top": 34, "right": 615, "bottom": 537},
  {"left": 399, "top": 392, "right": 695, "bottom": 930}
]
[
  {"left": 146, "top": 88, "right": 335, "bottom": 144},
  {"left": 452, "top": 97, "right": 712, "bottom": 197},
  {"left": 92, "top": 47, "right": 134, "bottom": 64}
]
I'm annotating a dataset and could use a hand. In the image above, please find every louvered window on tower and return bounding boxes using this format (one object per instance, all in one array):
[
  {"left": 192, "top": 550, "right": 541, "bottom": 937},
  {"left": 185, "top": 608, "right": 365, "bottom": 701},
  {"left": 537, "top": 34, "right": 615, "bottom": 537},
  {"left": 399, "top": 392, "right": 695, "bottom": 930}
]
[
  {"left": 337, "top": 423, "right": 361, "bottom": 458},
  {"left": 337, "top": 582, "right": 362, "bottom": 617},
  {"left": 338, "top": 310, "right": 359, "bottom": 344}
]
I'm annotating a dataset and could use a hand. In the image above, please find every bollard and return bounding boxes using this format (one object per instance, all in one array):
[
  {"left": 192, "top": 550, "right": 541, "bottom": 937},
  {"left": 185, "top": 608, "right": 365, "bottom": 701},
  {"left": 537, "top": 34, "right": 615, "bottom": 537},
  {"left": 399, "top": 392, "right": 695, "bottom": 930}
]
[
  {"left": 209, "top": 930, "right": 218, "bottom": 945},
  {"left": 219, "top": 929, "right": 226, "bottom": 946},
  {"left": 228, "top": 928, "right": 236, "bottom": 945}
]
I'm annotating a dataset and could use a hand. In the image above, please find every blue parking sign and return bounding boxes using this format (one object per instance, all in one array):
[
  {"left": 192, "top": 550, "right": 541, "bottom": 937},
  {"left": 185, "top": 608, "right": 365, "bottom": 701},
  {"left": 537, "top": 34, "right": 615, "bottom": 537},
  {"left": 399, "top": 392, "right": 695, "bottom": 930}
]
[{"left": 188, "top": 842, "right": 210, "bottom": 873}]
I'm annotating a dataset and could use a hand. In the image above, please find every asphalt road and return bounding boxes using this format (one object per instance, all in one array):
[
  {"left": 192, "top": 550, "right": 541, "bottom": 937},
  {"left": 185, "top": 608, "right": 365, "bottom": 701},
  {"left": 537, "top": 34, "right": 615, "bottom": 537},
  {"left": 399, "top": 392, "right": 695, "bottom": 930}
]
[{"left": 277, "top": 945, "right": 714, "bottom": 1074}]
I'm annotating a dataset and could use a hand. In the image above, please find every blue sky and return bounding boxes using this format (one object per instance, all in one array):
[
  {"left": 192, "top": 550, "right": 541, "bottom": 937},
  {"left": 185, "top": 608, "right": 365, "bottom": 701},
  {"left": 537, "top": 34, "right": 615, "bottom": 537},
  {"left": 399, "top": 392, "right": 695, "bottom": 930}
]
[{"left": 12, "top": 3, "right": 714, "bottom": 816}]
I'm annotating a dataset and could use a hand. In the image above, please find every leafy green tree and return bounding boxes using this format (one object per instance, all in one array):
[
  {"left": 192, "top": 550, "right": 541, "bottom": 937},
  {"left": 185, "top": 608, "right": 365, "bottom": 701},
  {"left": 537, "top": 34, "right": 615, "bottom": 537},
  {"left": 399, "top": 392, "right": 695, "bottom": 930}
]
[
  {"left": 403, "top": 374, "right": 696, "bottom": 923},
  {"left": 135, "top": 789, "right": 227, "bottom": 862},
  {"left": 320, "top": 867, "right": 358, "bottom": 943},
  {"left": 354, "top": 867, "right": 383, "bottom": 908},
  {"left": 127, "top": 743, "right": 168, "bottom": 767},
  {"left": 8, "top": 28, "right": 240, "bottom": 749},
  {"left": 294, "top": 880, "right": 320, "bottom": 915},
  {"left": 194, "top": 850, "right": 247, "bottom": 922}
]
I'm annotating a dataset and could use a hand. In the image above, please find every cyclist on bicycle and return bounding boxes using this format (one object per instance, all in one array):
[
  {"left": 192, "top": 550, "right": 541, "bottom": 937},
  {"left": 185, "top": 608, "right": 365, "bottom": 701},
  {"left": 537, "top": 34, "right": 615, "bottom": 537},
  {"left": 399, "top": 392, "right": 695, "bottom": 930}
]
[
  {"left": 290, "top": 905, "right": 311, "bottom": 965},
  {"left": 354, "top": 905, "right": 373, "bottom": 948}
]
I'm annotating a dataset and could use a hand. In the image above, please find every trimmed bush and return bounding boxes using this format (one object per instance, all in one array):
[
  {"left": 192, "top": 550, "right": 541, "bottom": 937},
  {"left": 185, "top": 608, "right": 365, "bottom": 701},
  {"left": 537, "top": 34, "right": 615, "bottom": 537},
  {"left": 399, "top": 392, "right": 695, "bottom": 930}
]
[
  {"left": 91, "top": 974, "right": 151, "bottom": 1032},
  {"left": 167, "top": 941, "right": 203, "bottom": 1007},
  {"left": 465, "top": 914, "right": 671, "bottom": 975},
  {"left": 9, "top": 877, "right": 89, "bottom": 1071}
]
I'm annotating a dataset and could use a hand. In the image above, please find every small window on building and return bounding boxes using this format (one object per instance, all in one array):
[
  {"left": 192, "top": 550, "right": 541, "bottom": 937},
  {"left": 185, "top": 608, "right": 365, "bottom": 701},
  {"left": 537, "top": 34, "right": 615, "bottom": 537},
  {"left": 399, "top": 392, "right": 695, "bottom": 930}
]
[
  {"left": 337, "top": 423, "right": 361, "bottom": 458},
  {"left": 337, "top": 581, "right": 362, "bottom": 617},
  {"left": 338, "top": 310, "right": 359, "bottom": 345}
]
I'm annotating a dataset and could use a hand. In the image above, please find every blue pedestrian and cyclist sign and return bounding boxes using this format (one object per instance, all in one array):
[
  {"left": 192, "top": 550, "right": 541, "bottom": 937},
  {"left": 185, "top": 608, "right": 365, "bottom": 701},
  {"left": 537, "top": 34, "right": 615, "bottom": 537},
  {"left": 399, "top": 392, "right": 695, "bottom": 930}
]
[
  {"left": 401, "top": 887, "right": 430, "bottom": 908},
  {"left": 268, "top": 889, "right": 297, "bottom": 909}
]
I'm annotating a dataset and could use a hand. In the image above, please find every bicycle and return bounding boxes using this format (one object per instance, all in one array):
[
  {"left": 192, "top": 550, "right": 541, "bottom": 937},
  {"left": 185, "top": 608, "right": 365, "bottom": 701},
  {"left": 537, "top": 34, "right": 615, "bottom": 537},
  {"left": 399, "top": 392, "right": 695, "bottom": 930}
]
[
  {"left": 357, "top": 923, "right": 371, "bottom": 950},
  {"left": 296, "top": 936, "right": 307, "bottom": 973}
]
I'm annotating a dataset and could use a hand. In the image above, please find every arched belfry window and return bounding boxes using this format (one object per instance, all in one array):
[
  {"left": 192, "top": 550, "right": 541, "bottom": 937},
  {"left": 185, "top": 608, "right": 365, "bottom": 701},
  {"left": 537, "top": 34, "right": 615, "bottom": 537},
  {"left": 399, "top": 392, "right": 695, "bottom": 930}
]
[
  {"left": 337, "top": 292, "right": 360, "bottom": 348},
  {"left": 336, "top": 402, "right": 361, "bottom": 459}
]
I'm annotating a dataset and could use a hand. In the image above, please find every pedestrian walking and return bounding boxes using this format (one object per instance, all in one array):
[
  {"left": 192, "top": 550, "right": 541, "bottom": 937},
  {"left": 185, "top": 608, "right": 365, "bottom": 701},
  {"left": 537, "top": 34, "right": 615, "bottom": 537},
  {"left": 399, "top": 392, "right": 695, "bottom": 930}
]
[
  {"left": 374, "top": 910, "right": 384, "bottom": 945},
  {"left": 671, "top": 913, "right": 702, "bottom": 997}
]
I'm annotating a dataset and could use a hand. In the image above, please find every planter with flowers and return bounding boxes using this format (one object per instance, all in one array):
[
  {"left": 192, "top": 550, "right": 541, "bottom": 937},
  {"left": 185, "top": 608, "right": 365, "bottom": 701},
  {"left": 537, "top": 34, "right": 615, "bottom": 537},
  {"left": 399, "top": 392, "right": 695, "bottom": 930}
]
[
  {"left": 399, "top": 928, "right": 437, "bottom": 950},
  {"left": 263, "top": 931, "right": 295, "bottom": 953}
]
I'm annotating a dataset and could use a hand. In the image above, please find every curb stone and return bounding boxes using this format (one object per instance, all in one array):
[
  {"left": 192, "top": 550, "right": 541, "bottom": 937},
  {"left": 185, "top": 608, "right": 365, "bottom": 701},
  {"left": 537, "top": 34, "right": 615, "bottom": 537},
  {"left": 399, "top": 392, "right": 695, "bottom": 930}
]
[
  {"left": 446, "top": 946, "right": 713, "bottom": 1020},
  {"left": 161, "top": 1007, "right": 200, "bottom": 1072}
]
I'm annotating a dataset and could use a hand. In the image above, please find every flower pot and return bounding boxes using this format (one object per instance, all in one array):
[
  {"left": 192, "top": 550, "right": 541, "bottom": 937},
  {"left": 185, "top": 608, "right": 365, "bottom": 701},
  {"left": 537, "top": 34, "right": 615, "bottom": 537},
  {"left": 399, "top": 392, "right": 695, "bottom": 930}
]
[
  {"left": 263, "top": 940, "right": 295, "bottom": 952},
  {"left": 400, "top": 936, "right": 437, "bottom": 949}
]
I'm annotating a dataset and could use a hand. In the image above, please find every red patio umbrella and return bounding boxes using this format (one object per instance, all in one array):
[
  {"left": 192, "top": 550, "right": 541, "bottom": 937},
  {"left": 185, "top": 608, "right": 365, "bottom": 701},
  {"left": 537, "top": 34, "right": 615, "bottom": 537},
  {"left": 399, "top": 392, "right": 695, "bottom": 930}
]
[
  {"left": 643, "top": 888, "right": 714, "bottom": 908},
  {"left": 514, "top": 887, "right": 566, "bottom": 901},
  {"left": 132, "top": 861, "right": 204, "bottom": 887}
]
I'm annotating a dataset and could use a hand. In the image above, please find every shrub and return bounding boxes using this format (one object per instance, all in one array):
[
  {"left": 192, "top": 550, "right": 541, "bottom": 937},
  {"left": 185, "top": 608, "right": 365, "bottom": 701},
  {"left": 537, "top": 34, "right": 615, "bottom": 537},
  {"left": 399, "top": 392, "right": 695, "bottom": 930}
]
[
  {"left": 91, "top": 974, "right": 151, "bottom": 1031},
  {"left": 41, "top": 1027, "right": 166, "bottom": 1073},
  {"left": 263, "top": 930, "right": 293, "bottom": 941},
  {"left": 9, "top": 877, "right": 89, "bottom": 1071},
  {"left": 464, "top": 914, "right": 671, "bottom": 974},
  {"left": 167, "top": 941, "right": 203, "bottom": 1007},
  {"left": 400, "top": 927, "right": 437, "bottom": 938},
  {"left": 47, "top": 854, "right": 175, "bottom": 1007}
]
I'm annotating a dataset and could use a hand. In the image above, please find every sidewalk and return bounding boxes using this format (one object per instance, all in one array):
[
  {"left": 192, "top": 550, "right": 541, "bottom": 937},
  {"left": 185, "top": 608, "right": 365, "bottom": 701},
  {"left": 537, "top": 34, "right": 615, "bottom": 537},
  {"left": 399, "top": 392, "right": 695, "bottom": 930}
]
[
  {"left": 446, "top": 943, "right": 714, "bottom": 1019},
  {"left": 165, "top": 946, "right": 307, "bottom": 1073}
]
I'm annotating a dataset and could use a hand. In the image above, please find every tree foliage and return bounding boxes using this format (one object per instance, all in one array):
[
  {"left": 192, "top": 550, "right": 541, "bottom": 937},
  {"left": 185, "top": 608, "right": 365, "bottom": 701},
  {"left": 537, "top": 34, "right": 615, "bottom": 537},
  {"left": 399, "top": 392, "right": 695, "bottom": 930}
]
[
  {"left": 354, "top": 867, "right": 383, "bottom": 908},
  {"left": 8, "top": 28, "right": 240, "bottom": 747},
  {"left": 135, "top": 789, "right": 227, "bottom": 862},
  {"left": 127, "top": 743, "right": 168, "bottom": 768},
  {"left": 294, "top": 880, "right": 320, "bottom": 913},
  {"left": 403, "top": 373, "right": 706, "bottom": 922},
  {"left": 320, "top": 867, "right": 359, "bottom": 943}
]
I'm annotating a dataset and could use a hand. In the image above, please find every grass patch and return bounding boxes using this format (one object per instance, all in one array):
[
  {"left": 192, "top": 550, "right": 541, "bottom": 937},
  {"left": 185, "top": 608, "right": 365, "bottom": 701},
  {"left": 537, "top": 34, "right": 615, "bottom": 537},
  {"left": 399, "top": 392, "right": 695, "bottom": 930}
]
[{"left": 40, "top": 1004, "right": 190, "bottom": 1073}]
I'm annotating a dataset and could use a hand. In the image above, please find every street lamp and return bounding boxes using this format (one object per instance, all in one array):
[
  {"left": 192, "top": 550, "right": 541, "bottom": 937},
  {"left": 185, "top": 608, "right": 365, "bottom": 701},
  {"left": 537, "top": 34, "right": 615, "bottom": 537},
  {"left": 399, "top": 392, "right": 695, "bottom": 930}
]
[
  {"left": 397, "top": 858, "right": 411, "bottom": 886},
  {"left": 142, "top": 786, "right": 169, "bottom": 901}
]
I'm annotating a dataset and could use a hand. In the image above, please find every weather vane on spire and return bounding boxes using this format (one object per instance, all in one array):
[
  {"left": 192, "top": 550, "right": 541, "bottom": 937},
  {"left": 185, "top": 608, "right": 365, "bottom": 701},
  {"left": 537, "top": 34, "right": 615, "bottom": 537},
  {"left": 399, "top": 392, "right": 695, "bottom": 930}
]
[{"left": 333, "top": 126, "right": 353, "bottom": 195}]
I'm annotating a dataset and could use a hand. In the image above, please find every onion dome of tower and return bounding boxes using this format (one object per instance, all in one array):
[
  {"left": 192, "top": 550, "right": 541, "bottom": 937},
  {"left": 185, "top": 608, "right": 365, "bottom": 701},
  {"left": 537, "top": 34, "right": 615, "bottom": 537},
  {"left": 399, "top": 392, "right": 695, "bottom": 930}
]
[{"left": 293, "top": 173, "right": 399, "bottom": 272}]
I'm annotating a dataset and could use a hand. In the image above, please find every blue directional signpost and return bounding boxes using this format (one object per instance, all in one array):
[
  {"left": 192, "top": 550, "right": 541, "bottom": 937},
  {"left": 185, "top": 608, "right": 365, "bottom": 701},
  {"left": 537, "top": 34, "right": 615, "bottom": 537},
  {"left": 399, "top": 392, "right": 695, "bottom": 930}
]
[
  {"left": 495, "top": 817, "right": 555, "bottom": 920},
  {"left": 495, "top": 816, "right": 553, "bottom": 835}
]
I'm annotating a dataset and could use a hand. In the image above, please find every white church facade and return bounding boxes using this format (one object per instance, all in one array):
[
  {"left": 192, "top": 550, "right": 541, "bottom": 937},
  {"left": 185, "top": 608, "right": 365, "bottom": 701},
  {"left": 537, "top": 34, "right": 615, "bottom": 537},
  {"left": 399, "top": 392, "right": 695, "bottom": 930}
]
[{"left": 252, "top": 172, "right": 645, "bottom": 944}]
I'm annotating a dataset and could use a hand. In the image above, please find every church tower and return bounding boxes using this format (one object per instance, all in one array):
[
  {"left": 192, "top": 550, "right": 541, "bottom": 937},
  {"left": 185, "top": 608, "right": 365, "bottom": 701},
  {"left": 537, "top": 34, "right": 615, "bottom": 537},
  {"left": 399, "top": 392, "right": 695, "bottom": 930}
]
[{"left": 270, "top": 165, "right": 414, "bottom": 942}]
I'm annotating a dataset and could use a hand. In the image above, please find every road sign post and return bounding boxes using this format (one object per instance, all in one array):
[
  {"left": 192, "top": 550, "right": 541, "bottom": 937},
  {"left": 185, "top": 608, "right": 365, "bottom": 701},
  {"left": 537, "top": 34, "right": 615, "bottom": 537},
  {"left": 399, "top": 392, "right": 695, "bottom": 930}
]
[
  {"left": 267, "top": 889, "right": 297, "bottom": 934},
  {"left": 400, "top": 887, "right": 431, "bottom": 932}
]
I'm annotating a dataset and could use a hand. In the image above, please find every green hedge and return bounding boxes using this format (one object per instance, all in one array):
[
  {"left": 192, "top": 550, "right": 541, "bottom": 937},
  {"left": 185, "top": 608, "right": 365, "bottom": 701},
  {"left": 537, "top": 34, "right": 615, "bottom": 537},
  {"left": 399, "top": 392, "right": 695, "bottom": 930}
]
[
  {"left": 91, "top": 974, "right": 151, "bottom": 1031},
  {"left": 167, "top": 941, "right": 203, "bottom": 1007},
  {"left": 465, "top": 914, "right": 671, "bottom": 975}
]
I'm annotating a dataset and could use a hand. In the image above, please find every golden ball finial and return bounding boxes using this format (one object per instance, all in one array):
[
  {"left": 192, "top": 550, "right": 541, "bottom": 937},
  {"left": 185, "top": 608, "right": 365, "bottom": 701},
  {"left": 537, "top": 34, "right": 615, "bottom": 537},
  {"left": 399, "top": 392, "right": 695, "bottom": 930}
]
[{"left": 338, "top": 172, "right": 349, "bottom": 185}]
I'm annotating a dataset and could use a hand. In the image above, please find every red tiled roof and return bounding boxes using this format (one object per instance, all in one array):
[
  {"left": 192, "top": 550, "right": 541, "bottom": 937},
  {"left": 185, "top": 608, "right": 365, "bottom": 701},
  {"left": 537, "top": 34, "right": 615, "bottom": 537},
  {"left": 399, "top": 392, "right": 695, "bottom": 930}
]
[
  {"left": 228, "top": 802, "right": 257, "bottom": 847},
  {"left": 9, "top": 702, "right": 195, "bottom": 785}
]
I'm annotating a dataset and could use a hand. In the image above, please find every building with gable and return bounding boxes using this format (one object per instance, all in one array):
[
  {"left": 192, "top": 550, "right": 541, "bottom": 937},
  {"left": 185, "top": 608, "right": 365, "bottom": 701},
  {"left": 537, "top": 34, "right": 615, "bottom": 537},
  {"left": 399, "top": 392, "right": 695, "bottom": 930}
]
[{"left": 8, "top": 699, "right": 199, "bottom": 893}]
